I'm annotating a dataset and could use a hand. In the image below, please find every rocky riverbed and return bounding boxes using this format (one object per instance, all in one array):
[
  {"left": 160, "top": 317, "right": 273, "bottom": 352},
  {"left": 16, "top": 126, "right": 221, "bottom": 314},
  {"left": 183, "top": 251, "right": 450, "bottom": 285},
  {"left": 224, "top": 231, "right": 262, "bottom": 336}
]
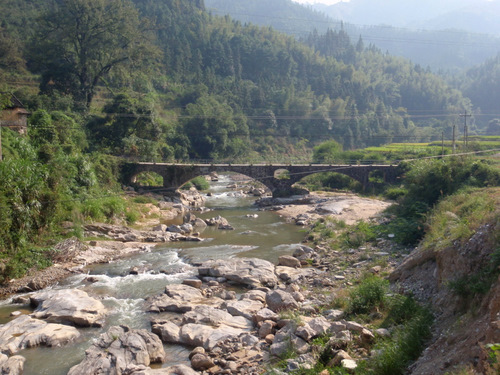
[{"left": 0, "top": 181, "right": 399, "bottom": 375}]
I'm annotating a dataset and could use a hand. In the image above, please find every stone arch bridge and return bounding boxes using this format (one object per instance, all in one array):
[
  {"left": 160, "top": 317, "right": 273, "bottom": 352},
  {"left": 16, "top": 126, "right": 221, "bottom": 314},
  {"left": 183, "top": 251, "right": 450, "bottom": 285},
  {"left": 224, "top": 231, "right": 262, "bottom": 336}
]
[{"left": 121, "top": 162, "right": 402, "bottom": 197}]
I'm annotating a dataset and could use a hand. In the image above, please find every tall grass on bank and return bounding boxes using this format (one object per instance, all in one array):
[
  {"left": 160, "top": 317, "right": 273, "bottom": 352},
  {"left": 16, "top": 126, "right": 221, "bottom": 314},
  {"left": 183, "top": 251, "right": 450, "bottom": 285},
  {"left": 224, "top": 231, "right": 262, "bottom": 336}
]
[{"left": 357, "top": 296, "right": 433, "bottom": 375}]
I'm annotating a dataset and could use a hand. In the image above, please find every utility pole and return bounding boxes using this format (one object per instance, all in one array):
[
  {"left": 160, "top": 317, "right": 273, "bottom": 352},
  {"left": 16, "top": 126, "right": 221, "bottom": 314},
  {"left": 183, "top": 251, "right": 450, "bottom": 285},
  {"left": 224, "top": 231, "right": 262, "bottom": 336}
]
[
  {"left": 441, "top": 131, "right": 444, "bottom": 157},
  {"left": 452, "top": 124, "right": 456, "bottom": 153},
  {"left": 460, "top": 110, "right": 471, "bottom": 152}
]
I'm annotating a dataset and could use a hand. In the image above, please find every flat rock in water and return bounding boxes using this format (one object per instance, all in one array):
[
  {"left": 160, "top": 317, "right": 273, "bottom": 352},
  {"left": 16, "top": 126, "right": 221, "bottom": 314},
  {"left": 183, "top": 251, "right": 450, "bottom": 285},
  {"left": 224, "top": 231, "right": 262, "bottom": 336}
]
[
  {"left": 30, "top": 289, "right": 107, "bottom": 327},
  {"left": 198, "top": 258, "right": 277, "bottom": 288},
  {"left": 67, "top": 325, "right": 165, "bottom": 375},
  {"left": 146, "top": 284, "right": 223, "bottom": 313},
  {"left": 0, "top": 315, "right": 80, "bottom": 355}
]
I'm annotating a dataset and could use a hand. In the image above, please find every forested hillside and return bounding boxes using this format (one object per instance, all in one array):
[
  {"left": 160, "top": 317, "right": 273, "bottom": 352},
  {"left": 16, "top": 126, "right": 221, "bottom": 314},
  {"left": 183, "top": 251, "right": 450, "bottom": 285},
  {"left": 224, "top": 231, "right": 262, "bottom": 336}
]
[
  {"left": 1, "top": 0, "right": 472, "bottom": 163},
  {"left": 206, "top": 0, "right": 500, "bottom": 72}
]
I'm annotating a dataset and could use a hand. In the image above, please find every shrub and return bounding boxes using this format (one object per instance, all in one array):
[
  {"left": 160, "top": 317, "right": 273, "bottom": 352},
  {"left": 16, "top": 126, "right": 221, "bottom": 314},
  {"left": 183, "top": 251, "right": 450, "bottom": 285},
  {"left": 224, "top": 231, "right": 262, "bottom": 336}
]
[
  {"left": 191, "top": 176, "right": 210, "bottom": 190},
  {"left": 348, "top": 275, "right": 389, "bottom": 315},
  {"left": 341, "top": 221, "right": 378, "bottom": 249}
]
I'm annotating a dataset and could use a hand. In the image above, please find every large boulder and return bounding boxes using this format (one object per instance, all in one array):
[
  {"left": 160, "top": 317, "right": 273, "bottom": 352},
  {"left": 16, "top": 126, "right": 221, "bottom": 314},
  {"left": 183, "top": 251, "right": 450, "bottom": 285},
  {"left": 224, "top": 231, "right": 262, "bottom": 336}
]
[
  {"left": 128, "top": 365, "right": 200, "bottom": 374},
  {"left": 146, "top": 284, "right": 223, "bottom": 313},
  {"left": 30, "top": 289, "right": 107, "bottom": 327},
  {"left": 183, "top": 306, "right": 253, "bottom": 330},
  {"left": 0, "top": 353, "right": 24, "bottom": 375},
  {"left": 225, "top": 299, "right": 264, "bottom": 321},
  {"left": 278, "top": 255, "right": 301, "bottom": 268},
  {"left": 179, "top": 323, "right": 244, "bottom": 351},
  {"left": 67, "top": 325, "right": 165, "bottom": 375},
  {"left": 0, "top": 315, "right": 80, "bottom": 355},
  {"left": 198, "top": 258, "right": 277, "bottom": 288},
  {"left": 151, "top": 321, "right": 181, "bottom": 344},
  {"left": 265, "top": 290, "right": 299, "bottom": 312},
  {"left": 295, "top": 317, "right": 332, "bottom": 342}
]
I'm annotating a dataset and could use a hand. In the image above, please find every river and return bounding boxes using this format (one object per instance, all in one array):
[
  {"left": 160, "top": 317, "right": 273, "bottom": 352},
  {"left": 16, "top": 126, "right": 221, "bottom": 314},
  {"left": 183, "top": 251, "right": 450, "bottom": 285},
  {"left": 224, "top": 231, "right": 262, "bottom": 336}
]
[{"left": 0, "top": 174, "right": 305, "bottom": 375}]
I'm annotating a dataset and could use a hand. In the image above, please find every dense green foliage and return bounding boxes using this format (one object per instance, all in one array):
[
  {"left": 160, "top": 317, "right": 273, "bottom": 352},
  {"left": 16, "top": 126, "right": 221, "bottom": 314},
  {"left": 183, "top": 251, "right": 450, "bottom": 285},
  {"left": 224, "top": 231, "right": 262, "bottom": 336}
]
[
  {"left": 385, "top": 157, "right": 500, "bottom": 245},
  {"left": 0, "top": 118, "right": 128, "bottom": 282},
  {"left": 1, "top": 0, "right": 474, "bottom": 162}
]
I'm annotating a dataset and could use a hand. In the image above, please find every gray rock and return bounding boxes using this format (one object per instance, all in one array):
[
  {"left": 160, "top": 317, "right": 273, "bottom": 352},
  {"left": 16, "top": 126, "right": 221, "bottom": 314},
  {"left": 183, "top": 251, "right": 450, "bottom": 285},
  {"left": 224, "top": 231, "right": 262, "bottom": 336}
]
[
  {"left": 180, "top": 223, "right": 193, "bottom": 234},
  {"left": 342, "top": 358, "right": 358, "bottom": 372},
  {"left": 240, "top": 333, "right": 260, "bottom": 347},
  {"left": 324, "top": 309, "right": 344, "bottom": 321},
  {"left": 0, "top": 315, "right": 80, "bottom": 355},
  {"left": 258, "top": 320, "right": 276, "bottom": 338},
  {"left": 188, "top": 346, "right": 205, "bottom": 360},
  {"left": 152, "top": 321, "right": 181, "bottom": 344},
  {"left": 152, "top": 224, "right": 167, "bottom": 232},
  {"left": 241, "top": 290, "right": 267, "bottom": 303},
  {"left": 0, "top": 353, "right": 24, "bottom": 375},
  {"left": 254, "top": 308, "right": 279, "bottom": 323},
  {"left": 193, "top": 218, "right": 207, "bottom": 230},
  {"left": 146, "top": 284, "right": 222, "bottom": 313},
  {"left": 182, "top": 278, "right": 202, "bottom": 289},
  {"left": 328, "top": 330, "right": 352, "bottom": 350},
  {"left": 183, "top": 306, "right": 253, "bottom": 330},
  {"left": 67, "top": 326, "right": 165, "bottom": 375},
  {"left": 278, "top": 255, "right": 301, "bottom": 268},
  {"left": 198, "top": 258, "right": 277, "bottom": 288},
  {"left": 30, "top": 289, "right": 107, "bottom": 327},
  {"left": 295, "top": 317, "right": 332, "bottom": 342},
  {"left": 179, "top": 323, "right": 245, "bottom": 350},
  {"left": 343, "top": 320, "right": 366, "bottom": 333},
  {"left": 327, "top": 349, "right": 352, "bottom": 366},
  {"left": 167, "top": 225, "right": 183, "bottom": 233},
  {"left": 265, "top": 290, "right": 299, "bottom": 312},
  {"left": 190, "top": 353, "right": 214, "bottom": 371},
  {"left": 135, "top": 364, "right": 200, "bottom": 374},
  {"left": 225, "top": 299, "right": 264, "bottom": 321}
]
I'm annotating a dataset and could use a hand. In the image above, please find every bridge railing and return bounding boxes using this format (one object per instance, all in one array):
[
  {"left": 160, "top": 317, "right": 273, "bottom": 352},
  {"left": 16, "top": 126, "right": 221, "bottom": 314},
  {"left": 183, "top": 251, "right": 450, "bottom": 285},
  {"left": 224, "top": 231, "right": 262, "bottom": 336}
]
[{"left": 133, "top": 159, "right": 401, "bottom": 166}]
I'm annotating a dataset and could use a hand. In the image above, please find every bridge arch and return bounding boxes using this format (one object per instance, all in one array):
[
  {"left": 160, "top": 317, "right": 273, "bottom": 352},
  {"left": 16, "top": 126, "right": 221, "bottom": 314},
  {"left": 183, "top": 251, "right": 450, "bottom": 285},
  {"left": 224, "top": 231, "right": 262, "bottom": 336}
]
[{"left": 121, "top": 163, "right": 402, "bottom": 197}]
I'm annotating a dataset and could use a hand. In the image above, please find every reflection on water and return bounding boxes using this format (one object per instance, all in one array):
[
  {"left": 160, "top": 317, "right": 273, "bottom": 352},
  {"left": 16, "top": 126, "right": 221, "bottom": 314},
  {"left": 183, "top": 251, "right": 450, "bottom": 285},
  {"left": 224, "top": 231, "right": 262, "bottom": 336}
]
[{"left": 0, "top": 174, "right": 304, "bottom": 375}]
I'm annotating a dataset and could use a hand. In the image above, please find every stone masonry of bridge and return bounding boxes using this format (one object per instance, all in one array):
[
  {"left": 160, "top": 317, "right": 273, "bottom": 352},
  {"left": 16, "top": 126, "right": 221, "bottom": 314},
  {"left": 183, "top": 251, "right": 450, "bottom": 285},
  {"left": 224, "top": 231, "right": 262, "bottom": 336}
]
[{"left": 121, "top": 163, "right": 402, "bottom": 197}]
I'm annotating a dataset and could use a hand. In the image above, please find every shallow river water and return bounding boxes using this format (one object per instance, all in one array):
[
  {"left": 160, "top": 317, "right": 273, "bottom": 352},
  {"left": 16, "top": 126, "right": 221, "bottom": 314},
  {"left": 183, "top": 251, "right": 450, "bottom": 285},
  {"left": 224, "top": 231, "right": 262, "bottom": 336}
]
[{"left": 0, "top": 175, "right": 305, "bottom": 375}]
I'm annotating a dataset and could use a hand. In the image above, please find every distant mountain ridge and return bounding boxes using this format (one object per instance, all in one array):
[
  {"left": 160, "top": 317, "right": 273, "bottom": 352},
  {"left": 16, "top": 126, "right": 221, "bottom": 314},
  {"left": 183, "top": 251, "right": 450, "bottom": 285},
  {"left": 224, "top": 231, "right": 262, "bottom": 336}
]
[
  {"left": 206, "top": 0, "right": 500, "bottom": 72},
  {"left": 311, "top": 0, "right": 500, "bottom": 35}
]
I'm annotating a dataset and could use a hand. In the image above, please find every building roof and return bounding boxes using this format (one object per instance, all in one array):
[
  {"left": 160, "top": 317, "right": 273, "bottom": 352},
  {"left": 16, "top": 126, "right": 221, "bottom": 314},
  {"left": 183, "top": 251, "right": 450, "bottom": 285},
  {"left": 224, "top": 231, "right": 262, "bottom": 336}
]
[{"left": 1, "top": 93, "right": 30, "bottom": 114}]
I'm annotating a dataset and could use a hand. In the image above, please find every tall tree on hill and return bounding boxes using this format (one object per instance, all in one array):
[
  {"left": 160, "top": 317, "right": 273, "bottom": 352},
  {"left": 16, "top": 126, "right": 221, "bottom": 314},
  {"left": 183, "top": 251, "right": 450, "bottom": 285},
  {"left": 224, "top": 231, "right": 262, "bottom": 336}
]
[{"left": 29, "top": 0, "right": 157, "bottom": 109}]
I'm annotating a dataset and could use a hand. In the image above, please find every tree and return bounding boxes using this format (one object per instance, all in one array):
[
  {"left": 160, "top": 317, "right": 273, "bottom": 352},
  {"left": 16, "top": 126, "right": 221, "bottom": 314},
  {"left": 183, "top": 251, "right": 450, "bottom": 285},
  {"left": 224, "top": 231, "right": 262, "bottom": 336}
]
[
  {"left": 312, "top": 140, "right": 343, "bottom": 163},
  {"left": 29, "top": 0, "right": 156, "bottom": 109}
]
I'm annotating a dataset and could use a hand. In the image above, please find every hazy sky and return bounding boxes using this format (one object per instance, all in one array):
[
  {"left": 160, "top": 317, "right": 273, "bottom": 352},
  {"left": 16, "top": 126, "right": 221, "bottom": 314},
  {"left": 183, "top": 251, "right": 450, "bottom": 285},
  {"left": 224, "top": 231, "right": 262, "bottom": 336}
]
[{"left": 293, "top": 0, "right": 350, "bottom": 5}]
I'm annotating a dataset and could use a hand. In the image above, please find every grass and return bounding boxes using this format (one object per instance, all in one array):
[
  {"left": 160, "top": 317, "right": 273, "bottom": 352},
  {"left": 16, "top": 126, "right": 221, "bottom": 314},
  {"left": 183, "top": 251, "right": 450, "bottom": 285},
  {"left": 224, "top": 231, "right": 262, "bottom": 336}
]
[
  {"left": 347, "top": 275, "right": 389, "bottom": 315},
  {"left": 356, "top": 295, "right": 433, "bottom": 375},
  {"left": 422, "top": 187, "right": 500, "bottom": 251}
]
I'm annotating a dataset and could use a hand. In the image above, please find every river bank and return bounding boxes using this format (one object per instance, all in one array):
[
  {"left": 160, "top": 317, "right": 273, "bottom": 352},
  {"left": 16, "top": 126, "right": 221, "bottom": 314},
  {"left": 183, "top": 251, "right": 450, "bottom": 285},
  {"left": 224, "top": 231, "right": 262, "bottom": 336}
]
[{"left": 0, "top": 177, "right": 399, "bottom": 375}]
